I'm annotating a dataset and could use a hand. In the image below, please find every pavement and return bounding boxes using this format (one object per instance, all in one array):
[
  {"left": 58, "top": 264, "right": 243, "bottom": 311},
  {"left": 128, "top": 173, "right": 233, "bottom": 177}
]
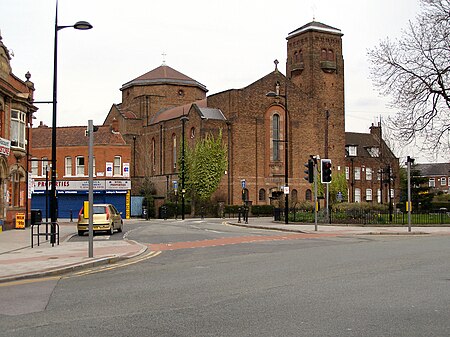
[{"left": 1, "top": 217, "right": 450, "bottom": 284}]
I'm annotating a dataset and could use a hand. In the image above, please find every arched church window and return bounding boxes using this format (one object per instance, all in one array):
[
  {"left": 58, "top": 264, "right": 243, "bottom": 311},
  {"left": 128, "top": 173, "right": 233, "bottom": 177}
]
[
  {"left": 272, "top": 114, "right": 280, "bottom": 161},
  {"left": 151, "top": 138, "right": 156, "bottom": 172},
  {"left": 305, "top": 189, "right": 312, "bottom": 201},
  {"left": 172, "top": 134, "right": 177, "bottom": 171},
  {"left": 321, "top": 49, "right": 327, "bottom": 60},
  {"left": 259, "top": 188, "right": 266, "bottom": 201},
  {"left": 327, "top": 49, "right": 334, "bottom": 61}
]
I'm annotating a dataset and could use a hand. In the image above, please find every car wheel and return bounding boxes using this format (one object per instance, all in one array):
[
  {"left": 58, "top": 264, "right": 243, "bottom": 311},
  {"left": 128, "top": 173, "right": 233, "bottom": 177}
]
[
  {"left": 109, "top": 225, "right": 114, "bottom": 235},
  {"left": 78, "top": 230, "right": 84, "bottom": 236},
  {"left": 118, "top": 221, "right": 123, "bottom": 233}
]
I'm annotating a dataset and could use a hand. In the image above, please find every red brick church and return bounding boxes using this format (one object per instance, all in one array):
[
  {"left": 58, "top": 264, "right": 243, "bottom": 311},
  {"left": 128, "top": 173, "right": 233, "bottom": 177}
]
[{"left": 104, "top": 21, "right": 399, "bottom": 209}]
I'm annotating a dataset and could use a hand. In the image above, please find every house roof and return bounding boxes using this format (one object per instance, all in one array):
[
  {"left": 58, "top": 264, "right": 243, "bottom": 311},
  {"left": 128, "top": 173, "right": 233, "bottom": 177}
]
[
  {"left": 287, "top": 21, "right": 342, "bottom": 39},
  {"left": 415, "top": 163, "right": 450, "bottom": 176},
  {"left": 121, "top": 64, "right": 207, "bottom": 92},
  {"left": 31, "top": 124, "right": 127, "bottom": 148},
  {"left": 345, "top": 132, "right": 394, "bottom": 159}
]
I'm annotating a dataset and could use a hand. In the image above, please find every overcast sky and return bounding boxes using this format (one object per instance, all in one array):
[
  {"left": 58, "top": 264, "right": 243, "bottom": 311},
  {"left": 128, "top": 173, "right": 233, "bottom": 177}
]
[{"left": 3, "top": 0, "right": 438, "bottom": 162}]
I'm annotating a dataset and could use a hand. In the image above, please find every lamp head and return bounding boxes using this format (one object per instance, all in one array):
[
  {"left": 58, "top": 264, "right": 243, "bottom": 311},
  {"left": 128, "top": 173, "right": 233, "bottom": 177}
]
[{"left": 74, "top": 21, "right": 93, "bottom": 30}]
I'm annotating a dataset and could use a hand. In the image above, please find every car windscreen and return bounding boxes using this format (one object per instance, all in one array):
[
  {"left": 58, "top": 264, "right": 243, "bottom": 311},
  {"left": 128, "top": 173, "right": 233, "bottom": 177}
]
[{"left": 93, "top": 206, "right": 106, "bottom": 214}]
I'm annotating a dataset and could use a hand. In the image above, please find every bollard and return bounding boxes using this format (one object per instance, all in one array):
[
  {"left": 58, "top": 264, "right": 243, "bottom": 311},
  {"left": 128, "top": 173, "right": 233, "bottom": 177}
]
[
  {"left": 70, "top": 209, "right": 73, "bottom": 222},
  {"left": 238, "top": 207, "right": 242, "bottom": 223}
]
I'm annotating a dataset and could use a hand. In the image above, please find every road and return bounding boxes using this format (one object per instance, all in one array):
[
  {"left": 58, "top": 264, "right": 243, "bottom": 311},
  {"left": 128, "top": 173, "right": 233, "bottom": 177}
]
[{"left": 1, "top": 218, "right": 450, "bottom": 336}]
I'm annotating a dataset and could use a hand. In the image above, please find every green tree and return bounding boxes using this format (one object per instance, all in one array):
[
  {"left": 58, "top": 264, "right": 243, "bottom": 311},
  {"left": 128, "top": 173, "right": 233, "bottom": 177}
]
[
  {"left": 182, "top": 130, "right": 227, "bottom": 212},
  {"left": 328, "top": 172, "right": 348, "bottom": 204}
]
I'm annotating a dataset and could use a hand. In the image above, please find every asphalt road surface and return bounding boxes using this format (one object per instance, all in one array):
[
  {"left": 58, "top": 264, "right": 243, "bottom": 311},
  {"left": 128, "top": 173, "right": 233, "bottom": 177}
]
[{"left": 1, "top": 218, "right": 450, "bottom": 336}]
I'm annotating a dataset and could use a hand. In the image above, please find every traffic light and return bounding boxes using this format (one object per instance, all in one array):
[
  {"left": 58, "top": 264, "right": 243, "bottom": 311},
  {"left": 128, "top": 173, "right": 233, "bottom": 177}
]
[
  {"left": 321, "top": 159, "right": 332, "bottom": 183},
  {"left": 304, "top": 159, "right": 314, "bottom": 183}
]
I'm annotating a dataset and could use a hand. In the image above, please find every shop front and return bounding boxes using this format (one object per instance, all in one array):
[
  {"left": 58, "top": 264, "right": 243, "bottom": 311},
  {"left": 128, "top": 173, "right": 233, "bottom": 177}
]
[{"left": 31, "top": 179, "right": 131, "bottom": 220}]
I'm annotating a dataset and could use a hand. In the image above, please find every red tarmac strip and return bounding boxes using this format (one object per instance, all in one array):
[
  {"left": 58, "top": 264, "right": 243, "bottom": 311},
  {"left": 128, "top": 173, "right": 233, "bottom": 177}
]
[{"left": 149, "top": 232, "right": 339, "bottom": 251}]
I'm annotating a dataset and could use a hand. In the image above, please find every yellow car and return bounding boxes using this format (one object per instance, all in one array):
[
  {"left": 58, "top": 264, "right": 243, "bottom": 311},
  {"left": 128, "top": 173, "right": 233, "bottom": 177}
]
[{"left": 77, "top": 204, "right": 123, "bottom": 236}]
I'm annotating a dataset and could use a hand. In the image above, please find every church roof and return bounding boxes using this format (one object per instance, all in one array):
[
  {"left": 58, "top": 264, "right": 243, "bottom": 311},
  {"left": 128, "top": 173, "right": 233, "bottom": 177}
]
[
  {"left": 287, "top": 21, "right": 342, "bottom": 39},
  {"left": 121, "top": 64, "right": 207, "bottom": 92},
  {"left": 150, "top": 99, "right": 226, "bottom": 124}
]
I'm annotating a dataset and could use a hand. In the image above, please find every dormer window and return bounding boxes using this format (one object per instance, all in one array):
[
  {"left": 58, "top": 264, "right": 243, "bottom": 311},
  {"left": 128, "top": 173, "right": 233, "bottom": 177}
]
[
  {"left": 346, "top": 145, "right": 357, "bottom": 157},
  {"left": 367, "top": 147, "right": 380, "bottom": 158}
]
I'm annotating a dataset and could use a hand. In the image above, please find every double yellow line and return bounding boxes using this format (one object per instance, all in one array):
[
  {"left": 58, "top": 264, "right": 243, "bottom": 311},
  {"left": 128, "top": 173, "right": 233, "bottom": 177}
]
[
  {"left": 67, "top": 250, "right": 162, "bottom": 278},
  {"left": 0, "top": 250, "right": 162, "bottom": 287}
]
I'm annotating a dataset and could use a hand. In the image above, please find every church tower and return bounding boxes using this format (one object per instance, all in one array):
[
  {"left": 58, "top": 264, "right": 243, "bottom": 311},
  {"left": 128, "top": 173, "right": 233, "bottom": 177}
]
[{"left": 286, "top": 21, "right": 345, "bottom": 168}]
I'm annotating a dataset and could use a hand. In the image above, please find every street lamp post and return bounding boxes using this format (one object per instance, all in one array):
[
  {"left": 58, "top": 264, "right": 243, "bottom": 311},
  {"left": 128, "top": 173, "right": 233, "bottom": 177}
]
[
  {"left": 180, "top": 115, "right": 189, "bottom": 220},
  {"left": 50, "top": 1, "right": 92, "bottom": 244},
  {"left": 266, "top": 84, "right": 289, "bottom": 224}
]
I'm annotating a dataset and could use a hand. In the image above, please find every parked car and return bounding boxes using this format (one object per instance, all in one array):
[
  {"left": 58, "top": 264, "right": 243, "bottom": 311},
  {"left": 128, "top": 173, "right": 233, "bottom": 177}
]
[{"left": 77, "top": 204, "right": 123, "bottom": 236}]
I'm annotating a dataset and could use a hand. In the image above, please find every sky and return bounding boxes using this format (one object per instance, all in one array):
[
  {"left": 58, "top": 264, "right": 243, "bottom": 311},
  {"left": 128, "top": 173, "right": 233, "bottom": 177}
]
[{"left": 2, "top": 0, "right": 439, "bottom": 163}]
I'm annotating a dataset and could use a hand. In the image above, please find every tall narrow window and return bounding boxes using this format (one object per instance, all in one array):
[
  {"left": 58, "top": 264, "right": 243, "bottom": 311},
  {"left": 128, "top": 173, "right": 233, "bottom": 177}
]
[
  {"left": 366, "top": 189, "right": 373, "bottom": 201},
  {"left": 114, "top": 156, "right": 122, "bottom": 175},
  {"left": 76, "top": 156, "right": 85, "bottom": 176},
  {"left": 151, "top": 138, "right": 156, "bottom": 173},
  {"left": 355, "top": 188, "right": 361, "bottom": 203},
  {"left": 31, "top": 158, "right": 38, "bottom": 177},
  {"left": 354, "top": 167, "right": 361, "bottom": 180},
  {"left": 366, "top": 168, "right": 372, "bottom": 180},
  {"left": 65, "top": 157, "right": 72, "bottom": 176},
  {"left": 272, "top": 114, "right": 280, "bottom": 161},
  {"left": 11, "top": 109, "right": 26, "bottom": 149},
  {"left": 172, "top": 134, "right": 177, "bottom": 170},
  {"left": 41, "top": 157, "right": 48, "bottom": 177}
]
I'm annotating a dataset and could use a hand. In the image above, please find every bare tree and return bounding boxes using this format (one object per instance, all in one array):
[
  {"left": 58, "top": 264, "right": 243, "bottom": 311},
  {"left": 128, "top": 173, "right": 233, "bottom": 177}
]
[{"left": 368, "top": 0, "right": 450, "bottom": 156}]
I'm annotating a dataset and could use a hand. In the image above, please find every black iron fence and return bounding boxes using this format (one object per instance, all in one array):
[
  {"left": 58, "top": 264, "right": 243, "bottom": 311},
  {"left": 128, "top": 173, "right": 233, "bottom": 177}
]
[{"left": 276, "top": 208, "right": 450, "bottom": 226}]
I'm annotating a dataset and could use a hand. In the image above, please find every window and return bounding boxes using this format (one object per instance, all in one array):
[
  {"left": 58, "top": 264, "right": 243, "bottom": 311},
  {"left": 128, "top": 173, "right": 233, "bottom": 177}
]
[
  {"left": 272, "top": 114, "right": 280, "bottom": 161},
  {"left": 354, "top": 188, "right": 361, "bottom": 203},
  {"left": 41, "top": 157, "right": 48, "bottom": 177},
  {"left": 440, "top": 177, "right": 446, "bottom": 186},
  {"left": 345, "top": 167, "right": 349, "bottom": 180},
  {"left": 76, "top": 156, "right": 85, "bottom": 176},
  {"left": 429, "top": 178, "right": 435, "bottom": 187},
  {"left": 172, "top": 134, "right": 177, "bottom": 170},
  {"left": 327, "top": 49, "right": 334, "bottom": 61},
  {"left": 354, "top": 167, "right": 361, "bottom": 180},
  {"left": 321, "top": 49, "right": 327, "bottom": 60},
  {"left": 151, "top": 138, "right": 156, "bottom": 172},
  {"left": 259, "top": 189, "right": 266, "bottom": 201},
  {"left": 291, "top": 189, "right": 298, "bottom": 203},
  {"left": 114, "top": 156, "right": 122, "bottom": 175},
  {"left": 366, "top": 168, "right": 372, "bottom": 181},
  {"left": 11, "top": 109, "right": 26, "bottom": 149},
  {"left": 366, "top": 189, "right": 373, "bottom": 201},
  {"left": 31, "top": 158, "right": 38, "bottom": 177},
  {"left": 390, "top": 189, "right": 395, "bottom": 199},
  {"left": 305, "top": 189, "right": 312, "bottom": 201},
  {"left": 377, "top": 189, "right": 381, "bottom": 203},
  {"left": 347, "top": 146, "right": 357, "bottom": 157},
  {"left": 65, "top": 157, "right": 72, "bottom": 176},
  {"left": 190, "top": 127, "right": 195, "bottom": 139},
  {"left": 367, "top": 147, "right": 379, "bottom": 157}
]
